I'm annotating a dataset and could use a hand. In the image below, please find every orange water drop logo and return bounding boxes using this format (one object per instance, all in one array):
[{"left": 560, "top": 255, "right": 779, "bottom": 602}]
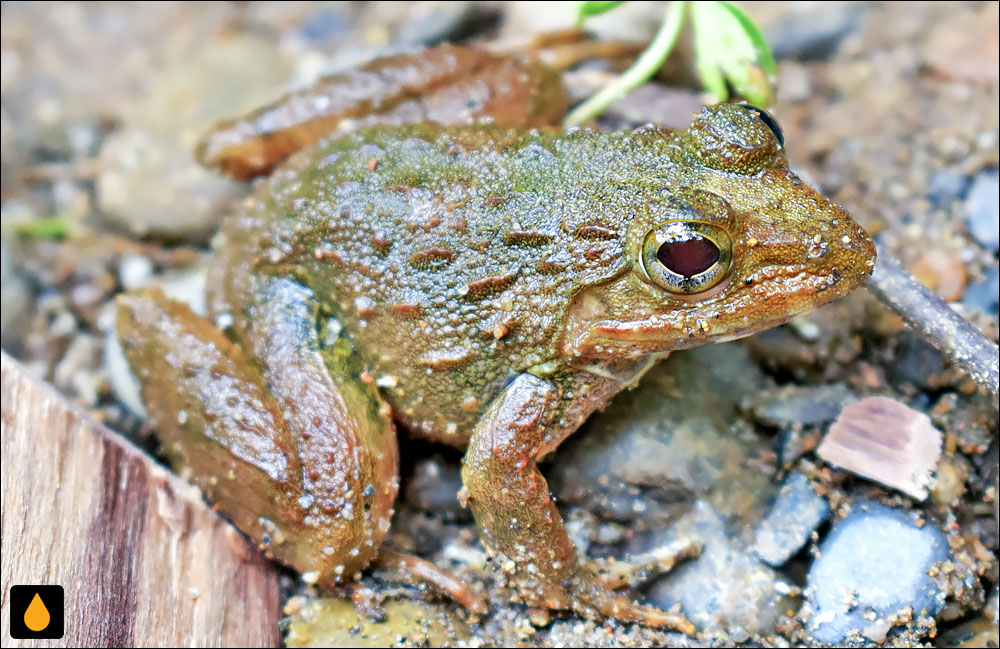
[{"left": 24, "top": 592, "right": 51, "bottom": 632}]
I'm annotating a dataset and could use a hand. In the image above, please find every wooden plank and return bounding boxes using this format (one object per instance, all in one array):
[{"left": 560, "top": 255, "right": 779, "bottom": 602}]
[{"left": 1, "top": 351, "right": 282, "bottom": 647}]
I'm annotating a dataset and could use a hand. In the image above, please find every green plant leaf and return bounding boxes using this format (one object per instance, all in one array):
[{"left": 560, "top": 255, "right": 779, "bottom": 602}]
[
  {"left": 575, "top": 1, "right": 627, "bottom": 27},
  {"left": 690, "top": 1, "right": 776, "bottom": 106},
  {"left": 4, "top": 216, "right": 72, "bottom": 241}
]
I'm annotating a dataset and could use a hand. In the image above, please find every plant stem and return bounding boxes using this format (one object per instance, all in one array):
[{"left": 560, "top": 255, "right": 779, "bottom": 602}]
[{"left": 563, "top": 1, "right": 688, "bottom": 127}]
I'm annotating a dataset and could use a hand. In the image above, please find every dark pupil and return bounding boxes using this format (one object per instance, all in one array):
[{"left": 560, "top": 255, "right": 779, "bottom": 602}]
[
  {"left": 737, "top": 103, "right": 785, "bottom": 147},
  {"left": 657, "top": 236, "right": 720, "bottom": 278}
]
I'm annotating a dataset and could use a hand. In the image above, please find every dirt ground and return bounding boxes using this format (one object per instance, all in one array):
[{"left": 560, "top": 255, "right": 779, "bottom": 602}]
[{"left": 1, "top": 2, "right": 997, "bottom": 647}]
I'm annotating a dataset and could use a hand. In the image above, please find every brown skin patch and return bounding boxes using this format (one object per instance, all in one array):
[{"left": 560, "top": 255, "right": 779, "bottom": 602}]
[{"left": 408, "top": 246, "right": 455, "bottom": 267}]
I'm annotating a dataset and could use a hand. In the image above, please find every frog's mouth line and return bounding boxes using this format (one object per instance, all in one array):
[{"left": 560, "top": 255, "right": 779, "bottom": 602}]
[{"left": 578, "top": 268, "right": 855, "bottom": 355}]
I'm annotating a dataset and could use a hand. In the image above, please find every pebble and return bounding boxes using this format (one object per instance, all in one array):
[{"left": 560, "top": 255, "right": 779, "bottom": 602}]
[
  {"left": 297, "top": 5, "right": 350, "bottom": 42},
  {"left": 929, "top": 454, "right": 970, "bottom": 507},
  {"left": 888, "top": 332, "right": 950, "bottom": 390},
  {"left": 119, "top": 255, "right": 154, "bottom": 291},
  {"left": 749, "top": 383, "right": 857, "bottom": 428},
  {"left": 803, "top": 501, "right": 948, "bottom": 644},
  {"left": 403, "top": 455, "right": 468, "bottom": 521},
  {"left": 963, "top": 263, "right": 999, "bottom": 317},
  {"left": 103, "top": 264, "right": 208, "bottom": 419},
  {"left": 964, "top": 168, "right": 1000, "bottom": 252},
  {"left": 752, "top": 473, "right": 830, "bottom": 567},
  {"left": 927, "top": 170, "right": 970, "bottom": 205},
  {"left": 553, "top": 342, "right": 776, "bottom": 525},
  {"left": 104, "top": 322, "right": 146, "bottom": 419},
  {"left": 908, "top": 248, "right": 968, "bottom": 301}
]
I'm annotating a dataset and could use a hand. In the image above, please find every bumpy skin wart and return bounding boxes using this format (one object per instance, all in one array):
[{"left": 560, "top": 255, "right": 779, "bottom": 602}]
[{"left": 119, "top": 46, "right": 875, "bottom": 630}]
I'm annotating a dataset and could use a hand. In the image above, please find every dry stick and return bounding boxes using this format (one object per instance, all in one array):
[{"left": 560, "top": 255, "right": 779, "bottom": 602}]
[{"left": 865, "top": 246, "right": 999, "bottom": 401}]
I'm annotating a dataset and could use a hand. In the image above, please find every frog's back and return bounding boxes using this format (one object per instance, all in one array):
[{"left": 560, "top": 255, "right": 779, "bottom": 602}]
[{"left": 218, "top": 124, "right": 677, "bottom": 443}]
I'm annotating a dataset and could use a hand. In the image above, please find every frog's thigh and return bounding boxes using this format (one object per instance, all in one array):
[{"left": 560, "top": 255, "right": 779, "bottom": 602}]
[
  {"left": 117, "top": 285, "right": 398, "bottom": 588},
  {"left": 460, "top": 371, "right": 694, "bottom": 631}
]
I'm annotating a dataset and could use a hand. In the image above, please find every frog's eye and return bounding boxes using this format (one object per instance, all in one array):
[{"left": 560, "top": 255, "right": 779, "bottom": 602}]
[
  {"left": 737, "top": 103, "right": 784, "bottom": 147},
  {"left": 686, "top": 104, "right": 785, "bottom": 173},
  {"left": 641, "top": 222, "right": 733, "bottom": 295}
]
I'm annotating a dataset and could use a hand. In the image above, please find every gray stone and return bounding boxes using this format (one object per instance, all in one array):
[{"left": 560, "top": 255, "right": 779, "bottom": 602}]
[
  {"left": 965, "top": 168, "right": 1000, "bottom": 252},
  {"left": 552, "top": 342, "right": 777, "bottom": 526},
  {"left": 753, "top": 472, "right": 830, "bottom": 567},
  {"left": 888, "top": 332, "right": 949, "bottom": 389},
  {"left": 403, "top": 455, "right": 468, "bottom": 521},
  {"left": 97, "top": 33, "right": 294, "bottom": 240},
  {"left": 804, "top": 501, "right": 949, "bottom": 644},
  {"left": 639, "top": 500, "right": 790, "bottom": 634}
]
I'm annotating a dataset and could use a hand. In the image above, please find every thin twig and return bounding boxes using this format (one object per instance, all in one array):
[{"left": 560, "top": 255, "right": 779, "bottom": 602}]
[{"left": 865, "top": 246, "right": 999, "bottom": 401}]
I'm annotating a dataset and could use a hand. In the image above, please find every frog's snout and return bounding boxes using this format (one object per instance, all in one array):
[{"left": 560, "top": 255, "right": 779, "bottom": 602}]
[{"left": 804, "top": 213, "right": 877, "bottom": 287}]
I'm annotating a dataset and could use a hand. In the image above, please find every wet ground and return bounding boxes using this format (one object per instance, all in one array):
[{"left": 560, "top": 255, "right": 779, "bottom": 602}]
[{"left": 1, "top": 2, "right": 997, "bottom": 647}]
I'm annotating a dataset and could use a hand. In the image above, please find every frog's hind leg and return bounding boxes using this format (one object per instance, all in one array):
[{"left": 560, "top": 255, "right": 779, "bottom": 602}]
[
  {"left": 117, "top": 281, "right": 399, "bottom": 589},
  {"left": 196, "top": 44, "right": 568, "bottom": 180}
]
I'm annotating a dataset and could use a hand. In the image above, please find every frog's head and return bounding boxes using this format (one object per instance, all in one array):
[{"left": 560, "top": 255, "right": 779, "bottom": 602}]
[{"left": 563, "top": 103, "right": 876, "bottom": 358}]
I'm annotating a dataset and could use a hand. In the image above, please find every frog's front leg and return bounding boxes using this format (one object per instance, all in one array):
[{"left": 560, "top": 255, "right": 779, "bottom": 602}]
[{"left": 460, "top": 368, "right": 694, "bottom": 632}]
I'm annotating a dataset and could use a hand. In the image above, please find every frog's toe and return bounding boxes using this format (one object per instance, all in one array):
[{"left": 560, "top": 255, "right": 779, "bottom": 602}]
[
  {"left": 374, "top": 549, "right": 488, "bottom": 615},
  {"left": 565, "top": 568, "right": 696, "bottom": 634}
]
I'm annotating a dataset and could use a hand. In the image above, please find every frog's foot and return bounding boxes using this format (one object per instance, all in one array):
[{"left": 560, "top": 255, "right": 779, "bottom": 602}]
[
  {"left": 374, "top": 548, "right": 488, "bottom": 615},
  {"left": 517, "top": 29, "right": 645, "bottom": 72},
  {"left": 591, "top": 537, "right": 702, "bottom": 590},
  {"left": 563, "top": 566, "right": 696, "bottom": 634}
]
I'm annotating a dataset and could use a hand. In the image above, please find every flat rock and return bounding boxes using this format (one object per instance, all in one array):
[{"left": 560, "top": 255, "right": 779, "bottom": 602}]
[
  {"left": 749, "top": 383, "right": 857, "bottom": 428},
  {"left": 803, "top": 501, "right": 949, "bottom": 644},
  {"left": 97, "top": 33, "right": 294, "bottom": 240},
  {"left": 818, "top": 397, "right": 943, "bottom": 500},
  {"left": 285, "top": 596, "right": 471, "bottom": 648}
]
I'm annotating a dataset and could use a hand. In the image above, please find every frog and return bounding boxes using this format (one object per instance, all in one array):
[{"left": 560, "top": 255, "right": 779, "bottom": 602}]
[{"left": 116, "top": 43, "right": 876, "bottom": 631}]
